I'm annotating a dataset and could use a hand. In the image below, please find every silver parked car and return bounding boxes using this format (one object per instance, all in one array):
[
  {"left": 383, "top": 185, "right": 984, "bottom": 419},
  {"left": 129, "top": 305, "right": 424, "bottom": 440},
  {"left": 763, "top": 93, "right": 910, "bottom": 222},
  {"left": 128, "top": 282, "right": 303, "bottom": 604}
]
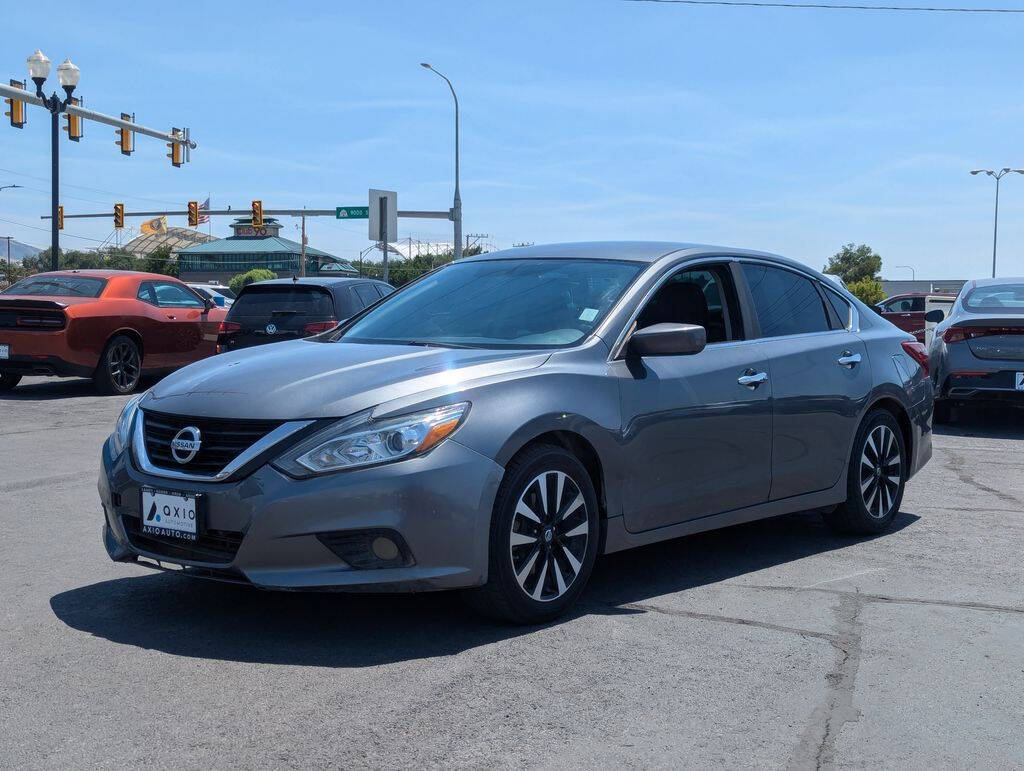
[
  {"left": 926, "top": 277, "right": 1024, "bottom": 423},
  {"left": 98, "top": 242, "right": 933, "bottom": 623}
]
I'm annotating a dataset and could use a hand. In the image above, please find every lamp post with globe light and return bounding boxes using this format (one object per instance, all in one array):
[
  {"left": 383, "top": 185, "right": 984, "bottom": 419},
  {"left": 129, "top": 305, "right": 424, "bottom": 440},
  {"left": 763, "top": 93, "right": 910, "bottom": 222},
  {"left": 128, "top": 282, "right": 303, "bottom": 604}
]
[
  {"left": 970, "top": 168, "right": 1024, "bottom": 278},
  {"left": 27, "top": 50, "right": 80, "bottom": 271}
]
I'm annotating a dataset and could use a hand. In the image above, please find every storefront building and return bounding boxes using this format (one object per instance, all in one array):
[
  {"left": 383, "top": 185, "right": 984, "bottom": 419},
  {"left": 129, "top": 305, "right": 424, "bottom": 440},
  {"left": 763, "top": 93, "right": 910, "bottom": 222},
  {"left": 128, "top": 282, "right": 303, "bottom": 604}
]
[{"left": 176, "top": 217, "right": 356, "bottom": 284}]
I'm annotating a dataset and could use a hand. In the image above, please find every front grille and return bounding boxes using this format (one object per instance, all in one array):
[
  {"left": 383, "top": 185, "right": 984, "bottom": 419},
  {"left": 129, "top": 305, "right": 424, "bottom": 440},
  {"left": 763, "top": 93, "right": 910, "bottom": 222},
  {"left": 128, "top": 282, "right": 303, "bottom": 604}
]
[
  {"left": 121, "top": 514, "right": 243, "bottom": 564},
  {"left": 143, "top": 410, "right": 282, "bottom": 475}
]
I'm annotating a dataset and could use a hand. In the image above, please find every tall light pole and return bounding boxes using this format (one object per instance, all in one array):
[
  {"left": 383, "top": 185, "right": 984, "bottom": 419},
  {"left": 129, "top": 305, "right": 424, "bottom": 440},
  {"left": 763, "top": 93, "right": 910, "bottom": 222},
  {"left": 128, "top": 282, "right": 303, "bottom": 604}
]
[
  {"left": 970, "top": 168, "right": 1024, "bottom": 278},
  {"left": 27, "top": 50, "right": 80, "bottom": 272},
  {"left": 420, "top": 63, "right": 461, "bottom": 260},
  {"left": 893, "top": 264, "right": 915, "bottom": 281}
]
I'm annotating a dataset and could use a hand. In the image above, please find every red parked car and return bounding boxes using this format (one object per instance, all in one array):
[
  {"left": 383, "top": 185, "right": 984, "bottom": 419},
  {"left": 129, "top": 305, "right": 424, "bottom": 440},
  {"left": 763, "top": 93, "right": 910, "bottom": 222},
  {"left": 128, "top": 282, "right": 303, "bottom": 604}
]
[
  {"left": 875, "top": 293, "right": 956, "bottom": 343},
  {"left": 0, "top": 270, "right": 227, "bottom": 394}
]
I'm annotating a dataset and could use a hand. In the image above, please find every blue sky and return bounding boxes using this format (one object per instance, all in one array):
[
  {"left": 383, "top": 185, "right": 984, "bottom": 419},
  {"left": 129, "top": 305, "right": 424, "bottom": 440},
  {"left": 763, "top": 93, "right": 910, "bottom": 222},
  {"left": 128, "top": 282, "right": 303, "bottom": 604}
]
[{"left": 2, "top": 0, "right": 1023, "bottom": 278}]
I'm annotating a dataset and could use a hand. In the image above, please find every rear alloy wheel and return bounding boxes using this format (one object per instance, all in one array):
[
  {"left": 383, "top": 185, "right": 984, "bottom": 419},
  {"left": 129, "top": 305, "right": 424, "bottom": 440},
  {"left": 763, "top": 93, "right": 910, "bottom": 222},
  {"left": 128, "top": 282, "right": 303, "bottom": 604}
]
[
  {"left": 0, "top": 372, "right": 22, "bottom": 391},
  {"left": 464, "top": 444, "right": 600, "bottom": 624},
  {"left": 823, "top": 409, "right": 907, "bottom": 535},
  {"left": 93, "top": 335, "right": 142, "bottom": 395}
]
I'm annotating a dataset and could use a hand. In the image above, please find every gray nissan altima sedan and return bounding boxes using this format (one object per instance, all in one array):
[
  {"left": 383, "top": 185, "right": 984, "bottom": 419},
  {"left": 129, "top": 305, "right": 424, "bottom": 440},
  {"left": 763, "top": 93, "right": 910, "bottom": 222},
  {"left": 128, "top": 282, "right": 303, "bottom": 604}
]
[{"left": 98, "top": 242, "right": 933, "bottom": 623}]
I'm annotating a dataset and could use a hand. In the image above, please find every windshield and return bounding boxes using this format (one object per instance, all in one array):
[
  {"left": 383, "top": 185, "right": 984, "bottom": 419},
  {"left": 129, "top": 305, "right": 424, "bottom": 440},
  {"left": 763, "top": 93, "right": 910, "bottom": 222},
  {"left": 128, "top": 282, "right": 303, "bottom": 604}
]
[
  {"left": 339, "top": 258, "right": 644, "bottom": 349},
  {"left": 2, "top": 275, "right": 106, "bottom": 298},
  {"left": 963, "top": 284, "right": 1024, "bottom": 313}
]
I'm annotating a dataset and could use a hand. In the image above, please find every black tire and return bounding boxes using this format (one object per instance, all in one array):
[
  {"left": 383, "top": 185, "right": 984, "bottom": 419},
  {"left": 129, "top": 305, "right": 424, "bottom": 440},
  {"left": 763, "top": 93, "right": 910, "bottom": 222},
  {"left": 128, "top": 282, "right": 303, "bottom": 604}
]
[
  {"left": 93, "top": 334, "right": 142, "bottom": 395},
  {"left": 933, "top": 400, "right": 952, "bottom": 425},
  {"left": 823, "top": 409, "right": 907, "bottom": 535},
  {"left": 463, "top": 444, "right": 600, "bottom": 624},
  {"left": 0, "top": 372, "right": 22, "bottom": 391}
]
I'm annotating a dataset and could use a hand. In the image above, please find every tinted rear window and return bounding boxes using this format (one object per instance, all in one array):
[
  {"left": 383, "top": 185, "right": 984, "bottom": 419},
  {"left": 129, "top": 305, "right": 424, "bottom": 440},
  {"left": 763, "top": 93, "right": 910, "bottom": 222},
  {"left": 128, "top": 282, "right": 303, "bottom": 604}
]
[
  {"left": 2, "top": 275, "right": 106, "bottom": 298},
  {"left": 228, "top": 287, "right": 334, "bottom": 318},
  {"left": 963, "top": 284, "right": 1024, "bottom": 313},
  {"left": 742, "top": 264, "right": 830, "bottom": 337}
]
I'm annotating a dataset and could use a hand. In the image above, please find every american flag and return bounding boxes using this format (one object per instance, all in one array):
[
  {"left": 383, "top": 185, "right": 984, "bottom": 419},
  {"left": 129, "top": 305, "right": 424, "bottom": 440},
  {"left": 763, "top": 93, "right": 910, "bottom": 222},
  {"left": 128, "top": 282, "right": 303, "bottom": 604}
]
[{"left": 198, "top": 197, "right": 210, "bottom": 224}]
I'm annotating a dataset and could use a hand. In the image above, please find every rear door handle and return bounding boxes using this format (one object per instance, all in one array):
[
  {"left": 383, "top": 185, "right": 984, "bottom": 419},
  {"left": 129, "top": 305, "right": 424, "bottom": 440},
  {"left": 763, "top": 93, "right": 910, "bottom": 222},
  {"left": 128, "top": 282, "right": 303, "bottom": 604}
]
[
  {"left": 838, "top": 351, "right": 862, "bottom": 368},
  {"left": 737, "top": 370, "right": 768, "bottom": 388}
]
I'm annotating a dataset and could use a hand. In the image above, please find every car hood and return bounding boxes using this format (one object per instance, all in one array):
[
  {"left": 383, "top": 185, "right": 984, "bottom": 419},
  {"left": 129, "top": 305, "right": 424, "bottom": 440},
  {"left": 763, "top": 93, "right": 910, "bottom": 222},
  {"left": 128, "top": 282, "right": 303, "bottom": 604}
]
[{"left": 142, "top": 339, "right": 550, "bottom": 420}]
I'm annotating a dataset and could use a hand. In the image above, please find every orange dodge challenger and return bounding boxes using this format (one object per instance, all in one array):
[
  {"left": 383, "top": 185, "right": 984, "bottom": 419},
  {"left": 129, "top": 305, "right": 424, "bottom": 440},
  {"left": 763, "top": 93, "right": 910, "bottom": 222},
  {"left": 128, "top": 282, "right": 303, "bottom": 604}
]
[{"left": 0, "top": 270, "right": 227, "bottom": 394}]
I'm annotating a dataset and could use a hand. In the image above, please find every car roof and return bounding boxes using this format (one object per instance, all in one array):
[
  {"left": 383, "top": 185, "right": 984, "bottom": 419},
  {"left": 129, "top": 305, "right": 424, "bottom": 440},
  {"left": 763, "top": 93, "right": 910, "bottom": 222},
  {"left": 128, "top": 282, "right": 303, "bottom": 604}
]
[
  {"left": 249, "top": 277, "right": 383, "bottom": 288},
  {"left": 33, "top": 269, "right": 173, "bottom": 280},
  {"left": 967, "top": 277, "right": 1024, "bottom": 288}
]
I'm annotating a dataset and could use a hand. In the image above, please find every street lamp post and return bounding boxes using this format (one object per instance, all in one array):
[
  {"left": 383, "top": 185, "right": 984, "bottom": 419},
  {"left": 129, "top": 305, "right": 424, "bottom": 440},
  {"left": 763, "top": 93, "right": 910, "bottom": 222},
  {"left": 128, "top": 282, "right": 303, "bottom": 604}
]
[
  {"left": 893, "top": 265, "right": 915, "bottom": 281},
  {"left": 420, "top": 63, "right": 461, "bottom": 260},
  {"left": 27, "top": 50, "right": 80, "bottom": 272},
  {"left": 970, "top": 168, "right": 1024, "bottom": 278}
]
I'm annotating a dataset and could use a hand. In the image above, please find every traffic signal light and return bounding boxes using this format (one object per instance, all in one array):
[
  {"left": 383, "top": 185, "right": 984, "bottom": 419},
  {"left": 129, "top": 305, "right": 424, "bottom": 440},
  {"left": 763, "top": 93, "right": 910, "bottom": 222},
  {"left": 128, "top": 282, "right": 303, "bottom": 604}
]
[
  {"left": 187, "top": 200, "right": 199, "bottom": 228},
  {"left": 166, "top": 128, "right": 183, "bottom": 168},
  {"left": 115, "top": 113, "right": 133, "bottom": 155},
  {"left": 63, "top": 97, "right": 83, "bottom": 142},
  {"left": 252, "top": 200, "right": 263, "bottom": 228},
  {"left": 57, "top": 206, "right": 64, "bottom": 230},
  {"left": 114, "top": 203, "right": 124, "bottom": 229},
  {"left": 4, "top": 79, "right": 26, "bottom": 128}
]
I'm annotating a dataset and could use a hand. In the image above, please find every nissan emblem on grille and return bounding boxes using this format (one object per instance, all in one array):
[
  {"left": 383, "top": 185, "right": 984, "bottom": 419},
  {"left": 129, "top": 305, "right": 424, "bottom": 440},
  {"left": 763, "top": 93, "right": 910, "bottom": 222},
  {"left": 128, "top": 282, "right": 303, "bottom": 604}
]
[
  {"left": 265, "top": 323, "right": 277, "bottom": 335},
  {"left": 170, "top": 426, "right": 202, "bottom": 464}
]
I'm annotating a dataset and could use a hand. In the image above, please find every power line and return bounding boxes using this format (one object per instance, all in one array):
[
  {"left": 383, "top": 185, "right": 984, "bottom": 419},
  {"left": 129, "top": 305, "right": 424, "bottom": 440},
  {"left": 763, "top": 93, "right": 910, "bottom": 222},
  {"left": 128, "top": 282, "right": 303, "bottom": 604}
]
[
  {"left": 0, "top": 216, "right": 108, "bottom": 243},
  {"left": 0, "top": 167, "right": 180, "bottom": 206},
  {"left": 623, "top": 0, "right": 1024, "bottom": 12}
]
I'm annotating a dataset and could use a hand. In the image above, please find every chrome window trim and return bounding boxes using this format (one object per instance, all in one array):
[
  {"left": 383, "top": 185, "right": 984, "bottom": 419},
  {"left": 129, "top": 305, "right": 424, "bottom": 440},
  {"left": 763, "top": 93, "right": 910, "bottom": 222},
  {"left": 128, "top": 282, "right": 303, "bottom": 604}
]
[{"left": 131, "top": 412, "right": 315, "bottom": 482}]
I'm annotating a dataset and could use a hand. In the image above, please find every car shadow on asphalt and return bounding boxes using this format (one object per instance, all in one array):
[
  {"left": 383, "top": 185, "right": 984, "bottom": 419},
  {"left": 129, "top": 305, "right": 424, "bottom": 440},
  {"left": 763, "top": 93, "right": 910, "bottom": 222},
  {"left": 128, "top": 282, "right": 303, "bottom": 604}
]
[
  {"left": 49, "top": 509, "right": 919, "bottom": 668},
  {"left": 932, "top": 404, "right": 1024, "bottom": 440},
  {"left": 0, "top": 376, "right": 165, "bottom": 401}
]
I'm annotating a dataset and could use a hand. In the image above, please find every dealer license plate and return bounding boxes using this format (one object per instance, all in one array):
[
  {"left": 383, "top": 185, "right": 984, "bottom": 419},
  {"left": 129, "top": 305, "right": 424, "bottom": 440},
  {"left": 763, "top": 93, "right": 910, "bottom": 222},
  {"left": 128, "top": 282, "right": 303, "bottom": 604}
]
[
  {"left": 0, "top": 344, "right": 8, "bottom": 359},
  {"left": 140, "top": 489, "right": 199, "bottom": 541},
  {"left": 1016, "top": 372, "right": 1024, "bottom": 392}
]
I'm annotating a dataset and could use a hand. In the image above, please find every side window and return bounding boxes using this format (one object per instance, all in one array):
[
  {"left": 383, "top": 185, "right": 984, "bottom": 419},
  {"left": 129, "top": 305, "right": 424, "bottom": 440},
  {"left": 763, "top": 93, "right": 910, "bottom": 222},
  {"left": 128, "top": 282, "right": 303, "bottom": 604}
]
[
  {"left": 353, "top": 283, "right": 381, "bottom": 308},
  {"left": 636, "top": 264, "right": 741, "bottom": 344},
  {"left": 375, "top": 283, "right": 394, "bottom": 298},
  {"left": 823, "top": 288, "right": 852, "bottom": 329},
  {"left": 137, "top": 283, "right": 156, "bottom": 305},
  {"left": 741, "top": 264, "right": 830, "bottom": 338},
  {"left": 153, "top": 282, "right": 204, "bottom": 308},
  {"left": 909, "top": 297, "right": 925, "bottom": 312}
]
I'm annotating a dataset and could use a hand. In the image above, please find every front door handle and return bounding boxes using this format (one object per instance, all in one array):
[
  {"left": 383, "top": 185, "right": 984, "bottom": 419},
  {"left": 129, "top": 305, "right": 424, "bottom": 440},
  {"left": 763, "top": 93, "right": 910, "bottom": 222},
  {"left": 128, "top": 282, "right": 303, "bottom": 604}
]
[
  {"left": 838, "top": 351, "right": 862, "bottom": 368},
  {"left": 737, "top": 370, "right": 768, "bottom": 388}
]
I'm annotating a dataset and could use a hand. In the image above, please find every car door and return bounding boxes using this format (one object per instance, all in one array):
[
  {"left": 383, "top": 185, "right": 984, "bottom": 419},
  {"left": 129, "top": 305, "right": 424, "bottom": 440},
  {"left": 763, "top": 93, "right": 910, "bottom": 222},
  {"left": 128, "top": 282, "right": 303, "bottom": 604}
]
[
  {"left": 881, "top": 296, "right": 922, "bottom": 337},
  {"left": 738, "top": 262, "right": 872, "bottom": 501},
  {"left": 617, "top": 261, "right": 773, "bottom": 533},
  {"left": 151, "top": 281, "right": 214, "bottom": 367}
]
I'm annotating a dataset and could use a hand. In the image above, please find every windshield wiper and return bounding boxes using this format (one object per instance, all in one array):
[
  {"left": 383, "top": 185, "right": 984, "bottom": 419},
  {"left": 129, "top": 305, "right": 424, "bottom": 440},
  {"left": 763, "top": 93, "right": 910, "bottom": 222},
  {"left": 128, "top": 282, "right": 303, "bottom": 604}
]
[{"left": 403, "top": 340, "right": 480, "bottom": 349}]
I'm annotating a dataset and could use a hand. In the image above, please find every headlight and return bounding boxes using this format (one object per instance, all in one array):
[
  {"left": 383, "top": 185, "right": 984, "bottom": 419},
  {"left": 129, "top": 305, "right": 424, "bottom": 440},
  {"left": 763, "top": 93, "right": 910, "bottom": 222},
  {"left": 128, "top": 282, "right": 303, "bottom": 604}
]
[
  {"left": 111, "top": 394, "right": 143, "bottom": 457},
  {"left": 273, "top": 402, "right": 470, "bottom": 478}
]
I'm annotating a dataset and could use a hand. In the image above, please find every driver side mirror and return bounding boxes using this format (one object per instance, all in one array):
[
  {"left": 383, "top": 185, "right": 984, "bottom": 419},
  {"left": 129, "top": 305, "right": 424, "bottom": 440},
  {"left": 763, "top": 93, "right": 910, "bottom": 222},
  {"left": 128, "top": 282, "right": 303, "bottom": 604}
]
[
  {"left": 629, "top": 323, "right": 706, "bottom": 357},
  {"left": 203, "top": 297, "right": 216, "bottom": 312},
  {"left": 924, "top": 309, "right": 945, "bottom": 323}
]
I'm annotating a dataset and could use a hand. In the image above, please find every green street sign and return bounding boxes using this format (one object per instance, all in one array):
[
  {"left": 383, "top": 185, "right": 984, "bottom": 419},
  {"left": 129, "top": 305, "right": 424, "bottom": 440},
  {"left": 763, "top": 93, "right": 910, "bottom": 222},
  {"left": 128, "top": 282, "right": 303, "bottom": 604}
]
[{"left": 336, "top": 206, "right": 369, "bottom": 219}]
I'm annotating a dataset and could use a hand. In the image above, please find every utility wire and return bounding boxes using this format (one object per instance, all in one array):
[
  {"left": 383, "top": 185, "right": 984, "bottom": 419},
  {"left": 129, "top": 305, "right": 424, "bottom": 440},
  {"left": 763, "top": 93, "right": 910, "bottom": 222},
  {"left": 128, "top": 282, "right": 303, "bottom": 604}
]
[
  {"left": 0, "top": 216, "right": 108, "bottom": 243},
  {"left": 624, "top": 0, "right": 1024, "bottom": 12},
  {"left": 0, "top": 167, "right": 181, "bottom": 206}
]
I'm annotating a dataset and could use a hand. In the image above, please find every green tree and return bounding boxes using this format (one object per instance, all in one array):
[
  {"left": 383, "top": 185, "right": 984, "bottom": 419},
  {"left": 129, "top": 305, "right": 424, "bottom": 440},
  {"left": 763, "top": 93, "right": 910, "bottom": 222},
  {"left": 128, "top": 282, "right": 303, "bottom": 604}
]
[
  {"left": 138, "top": 246, "right": 178, "bottom": 277},
  {"left": 847, "top": 277, "right": 885, "bottom": 307},
  {"left": 355, "top": 244, "right": 484, "bottom": 288},
  {"left": 823, "top": 243, "right": 882, "bottom": 284},
  {"left": 229, "top": 268, "right": 277, "bottom": 295}
]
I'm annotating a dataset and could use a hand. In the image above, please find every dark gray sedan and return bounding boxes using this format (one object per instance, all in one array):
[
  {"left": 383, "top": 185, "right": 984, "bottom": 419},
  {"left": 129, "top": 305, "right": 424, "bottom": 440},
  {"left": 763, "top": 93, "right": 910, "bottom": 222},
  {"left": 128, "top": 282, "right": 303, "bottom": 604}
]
[
  {"left": 927, "top": 277, "right": 1024, "bottom": 423},
  {"left": 98, "top": 242, "right": 933, "bottom": 623}
]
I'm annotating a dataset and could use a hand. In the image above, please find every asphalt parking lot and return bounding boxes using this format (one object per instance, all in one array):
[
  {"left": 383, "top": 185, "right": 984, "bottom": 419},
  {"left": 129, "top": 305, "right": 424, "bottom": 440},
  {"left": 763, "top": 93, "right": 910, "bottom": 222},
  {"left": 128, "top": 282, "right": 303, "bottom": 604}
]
[{"left": 2, "top": 376, "right": 1023, "bottom": 768}]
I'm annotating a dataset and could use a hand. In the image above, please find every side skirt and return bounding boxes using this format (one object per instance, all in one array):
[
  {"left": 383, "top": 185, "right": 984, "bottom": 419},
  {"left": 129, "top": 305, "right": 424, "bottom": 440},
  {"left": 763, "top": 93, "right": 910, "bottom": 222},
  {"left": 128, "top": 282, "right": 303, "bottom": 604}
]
[{"left": 602, "top": 483, "right": 846, "bottom": 554}]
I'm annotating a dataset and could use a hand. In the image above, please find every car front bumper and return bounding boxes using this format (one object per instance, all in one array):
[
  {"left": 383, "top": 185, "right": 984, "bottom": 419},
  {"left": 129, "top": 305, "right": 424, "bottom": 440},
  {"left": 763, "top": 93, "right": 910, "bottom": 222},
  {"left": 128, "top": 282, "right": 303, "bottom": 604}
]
[{"left": 98, "top": 434, "right": 504, "bottom": 592}]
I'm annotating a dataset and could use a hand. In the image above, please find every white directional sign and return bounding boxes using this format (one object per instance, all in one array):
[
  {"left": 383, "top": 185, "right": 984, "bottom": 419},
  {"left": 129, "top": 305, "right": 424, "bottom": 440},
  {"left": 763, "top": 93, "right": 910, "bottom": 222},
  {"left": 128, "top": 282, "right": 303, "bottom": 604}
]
[{"left": 368, "top": 189, "right": 397, "bottom": 243}]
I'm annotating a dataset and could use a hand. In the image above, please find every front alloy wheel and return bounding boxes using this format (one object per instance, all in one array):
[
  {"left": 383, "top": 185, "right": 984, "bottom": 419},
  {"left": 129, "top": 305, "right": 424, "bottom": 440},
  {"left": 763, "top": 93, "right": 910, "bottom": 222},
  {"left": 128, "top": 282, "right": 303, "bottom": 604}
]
[
  {"left": 509, "top": 470, "right": 590, "bottom": 602},
  {"left": 465, "top": 444, "right": 600, "bottom": 624}
]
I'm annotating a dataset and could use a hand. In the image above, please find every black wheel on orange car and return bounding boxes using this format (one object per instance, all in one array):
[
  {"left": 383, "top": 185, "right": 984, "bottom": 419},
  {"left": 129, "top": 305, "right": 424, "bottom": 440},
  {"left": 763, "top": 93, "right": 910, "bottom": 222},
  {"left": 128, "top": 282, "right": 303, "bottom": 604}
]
[
  {"left": 0, "top": 372, "right": 22, "bottom": 391},
  {"left": 93, "top": 334, "right": 142, "bottom": 395}
]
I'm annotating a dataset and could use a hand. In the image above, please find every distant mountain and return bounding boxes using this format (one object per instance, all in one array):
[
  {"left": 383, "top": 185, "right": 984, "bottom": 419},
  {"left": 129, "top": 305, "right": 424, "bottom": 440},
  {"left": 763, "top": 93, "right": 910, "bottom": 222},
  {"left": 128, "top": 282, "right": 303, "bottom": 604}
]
[{"left": 1, "top": 240, "right": 43, "bottom": 263}]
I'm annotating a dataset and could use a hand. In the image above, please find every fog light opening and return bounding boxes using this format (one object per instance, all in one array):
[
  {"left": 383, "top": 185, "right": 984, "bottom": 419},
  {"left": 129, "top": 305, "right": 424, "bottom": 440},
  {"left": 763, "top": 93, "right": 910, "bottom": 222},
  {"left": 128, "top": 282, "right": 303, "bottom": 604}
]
[{"left": 371, "top": 536, "right": 400, "bottom": 561}]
